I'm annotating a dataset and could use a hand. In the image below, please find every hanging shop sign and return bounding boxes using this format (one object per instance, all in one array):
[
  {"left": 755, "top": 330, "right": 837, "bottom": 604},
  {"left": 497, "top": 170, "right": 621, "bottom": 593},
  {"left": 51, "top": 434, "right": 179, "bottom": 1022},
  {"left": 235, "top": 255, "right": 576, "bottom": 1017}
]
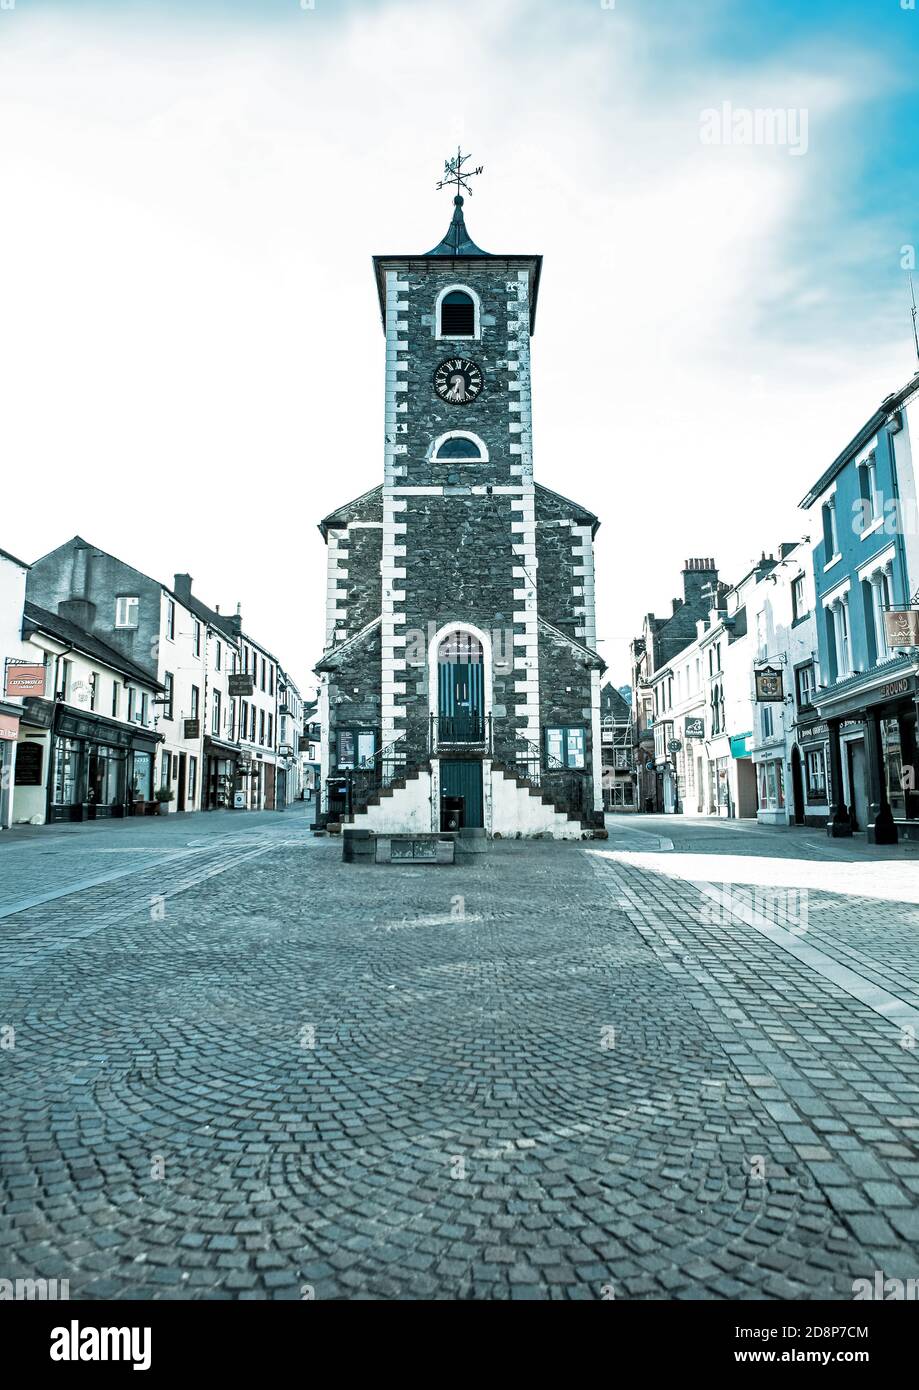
[
  {"left": 4, "top": 660, "right": 46, "bottom": 698},
  {"left": 228, "top": 675, "right": 254, "bottom": 698},
  {"left": 183, "top": 719, "right": 201, "bottom": 739},
  {"left": 755, "top": 667, "right": 784, "bottom": 702},
  {"left": 684, "top": 716, "right": 705, "bottom": 739},
  {"left": 883, "top": 609, "right": 919, "bottom": 649}
]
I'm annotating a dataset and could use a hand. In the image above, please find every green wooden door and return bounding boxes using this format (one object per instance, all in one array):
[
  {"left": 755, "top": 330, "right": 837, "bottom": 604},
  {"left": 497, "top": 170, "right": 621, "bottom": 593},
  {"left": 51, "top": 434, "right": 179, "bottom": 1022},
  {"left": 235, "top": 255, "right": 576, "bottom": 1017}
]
[{"left": 440, "top": 759, "right": 484, "bottom": 828}]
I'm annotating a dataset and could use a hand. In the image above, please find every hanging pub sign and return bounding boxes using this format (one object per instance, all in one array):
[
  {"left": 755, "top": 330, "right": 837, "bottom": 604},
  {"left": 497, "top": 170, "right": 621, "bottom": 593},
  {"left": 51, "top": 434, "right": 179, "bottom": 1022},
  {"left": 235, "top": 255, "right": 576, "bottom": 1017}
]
[
  {"left": 4, "top": 659, "right": 46, "bottom": 698},
  {"left": 684, "top": 716, "right": 705, "bottom": 739},
  {"left": 883, "top": 608, "right": 919, "bottom": 648},
  {"left": 755, "top": 666, "right": 784, "bottom": 702},
  {"left": 228, "top": 674, "right": 254, "bottom": 698},
  {"left": 183, "top": 718, "right": 201, "bottom": 740}
]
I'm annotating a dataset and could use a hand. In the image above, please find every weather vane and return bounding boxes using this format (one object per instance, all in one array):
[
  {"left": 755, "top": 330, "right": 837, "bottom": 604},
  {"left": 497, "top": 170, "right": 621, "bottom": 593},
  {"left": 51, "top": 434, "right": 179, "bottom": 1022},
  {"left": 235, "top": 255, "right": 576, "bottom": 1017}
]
[{"left": 436, "top": 146, "right": 484, "bottom": 197}]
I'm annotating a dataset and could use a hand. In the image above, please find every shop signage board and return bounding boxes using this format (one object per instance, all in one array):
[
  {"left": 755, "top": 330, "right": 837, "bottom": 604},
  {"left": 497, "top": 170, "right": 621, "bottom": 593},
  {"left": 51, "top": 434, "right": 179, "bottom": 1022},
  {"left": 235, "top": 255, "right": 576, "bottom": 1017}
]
[
  {"left": 184, "top": 719, "right": 201, "bottom": 739},
  {"left": 4, "top": 660, "right": 46, "bottom": 698},
  {"left": 0, "top": 713, "right": 20, "bottom": 741},
  {"left": 684, "top": 716, "right": 705, "bottom": 739},
  {"left": 228, "top": 675, "right": 254, "bottom": 698},
  {"left": 883, "top": 609, "right": 919, "bottom": 648},
  {"left": 755, "top": 667, "right": 784, "bottom": 702}
]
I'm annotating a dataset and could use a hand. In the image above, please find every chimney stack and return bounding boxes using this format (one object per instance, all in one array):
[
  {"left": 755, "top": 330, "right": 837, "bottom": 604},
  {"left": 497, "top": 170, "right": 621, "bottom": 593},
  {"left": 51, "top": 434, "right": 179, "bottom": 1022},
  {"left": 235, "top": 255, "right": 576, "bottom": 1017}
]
[
  {"left": 682, "top": 557, "right": 718, "bottom": 606},
  {"left": 174, "top": 573, "right": 193, "bottom": 604}
]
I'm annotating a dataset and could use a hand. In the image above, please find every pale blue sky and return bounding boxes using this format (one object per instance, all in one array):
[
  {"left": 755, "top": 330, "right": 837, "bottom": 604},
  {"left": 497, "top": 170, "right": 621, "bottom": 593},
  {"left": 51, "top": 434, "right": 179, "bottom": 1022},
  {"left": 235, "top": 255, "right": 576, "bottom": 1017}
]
[{"left": 2, "top": 0, "right": 918, "bottom": 686}]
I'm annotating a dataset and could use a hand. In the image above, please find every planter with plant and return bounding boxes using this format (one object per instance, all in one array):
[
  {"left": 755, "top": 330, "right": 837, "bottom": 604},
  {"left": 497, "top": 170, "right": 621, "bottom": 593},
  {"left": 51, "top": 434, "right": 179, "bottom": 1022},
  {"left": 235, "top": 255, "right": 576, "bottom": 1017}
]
[{"left": 154, "top": 787, "right": 175, "bottom": 815}]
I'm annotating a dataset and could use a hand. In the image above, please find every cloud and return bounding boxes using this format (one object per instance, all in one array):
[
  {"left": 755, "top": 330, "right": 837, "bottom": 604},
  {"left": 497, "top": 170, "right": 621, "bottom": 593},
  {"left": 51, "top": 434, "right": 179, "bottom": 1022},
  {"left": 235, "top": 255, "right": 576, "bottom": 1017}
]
[{"left": 0, "top": 0, "right": 913, "bottom": 685}]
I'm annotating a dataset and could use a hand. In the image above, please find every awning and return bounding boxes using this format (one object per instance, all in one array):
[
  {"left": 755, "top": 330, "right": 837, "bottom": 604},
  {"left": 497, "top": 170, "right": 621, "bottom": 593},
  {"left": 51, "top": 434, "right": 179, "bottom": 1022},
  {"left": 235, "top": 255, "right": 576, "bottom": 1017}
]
[
  {"left": 204, "top": 736, "right": 241, "bottom": 760},
  {"left": 730, "top": 732, "right": 752, "bottom": 758}
]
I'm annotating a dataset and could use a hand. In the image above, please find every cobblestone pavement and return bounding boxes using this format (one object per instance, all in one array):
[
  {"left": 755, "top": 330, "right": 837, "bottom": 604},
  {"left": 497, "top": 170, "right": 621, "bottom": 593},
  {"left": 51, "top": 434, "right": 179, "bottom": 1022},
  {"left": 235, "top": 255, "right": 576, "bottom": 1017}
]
[{"left": 2, "top": 809, "right": 919, "bottom": 1299}]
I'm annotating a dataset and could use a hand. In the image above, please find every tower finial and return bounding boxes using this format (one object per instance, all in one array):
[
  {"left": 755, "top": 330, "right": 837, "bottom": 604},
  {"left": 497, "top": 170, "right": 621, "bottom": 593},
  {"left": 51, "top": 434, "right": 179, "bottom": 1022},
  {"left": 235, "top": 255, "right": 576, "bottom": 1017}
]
[{"left": 436, "top": 145, "right": 484, "bottom": 198}]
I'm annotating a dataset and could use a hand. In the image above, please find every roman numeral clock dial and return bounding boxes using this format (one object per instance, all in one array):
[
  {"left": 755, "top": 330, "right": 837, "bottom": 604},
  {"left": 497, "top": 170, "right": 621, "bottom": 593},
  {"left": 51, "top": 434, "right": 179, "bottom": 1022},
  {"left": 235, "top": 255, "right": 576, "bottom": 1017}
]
[{"left": 433, "top": 357, "right": 484, "bottom": 405}]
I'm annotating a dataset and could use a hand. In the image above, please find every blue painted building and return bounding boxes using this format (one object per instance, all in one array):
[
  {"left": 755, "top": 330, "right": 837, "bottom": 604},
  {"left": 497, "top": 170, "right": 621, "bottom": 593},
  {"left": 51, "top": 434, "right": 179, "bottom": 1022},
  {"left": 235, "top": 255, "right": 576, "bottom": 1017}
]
[{"left": 800, "top": 370, "right": 919, "bottom": 842}]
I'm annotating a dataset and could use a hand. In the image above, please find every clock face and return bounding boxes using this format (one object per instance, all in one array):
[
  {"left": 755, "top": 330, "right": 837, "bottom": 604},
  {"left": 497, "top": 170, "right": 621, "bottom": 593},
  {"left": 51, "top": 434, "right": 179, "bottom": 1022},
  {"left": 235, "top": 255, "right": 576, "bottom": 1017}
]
[{"left": 433, "top": 357, "right": 484, "bottom": 405}]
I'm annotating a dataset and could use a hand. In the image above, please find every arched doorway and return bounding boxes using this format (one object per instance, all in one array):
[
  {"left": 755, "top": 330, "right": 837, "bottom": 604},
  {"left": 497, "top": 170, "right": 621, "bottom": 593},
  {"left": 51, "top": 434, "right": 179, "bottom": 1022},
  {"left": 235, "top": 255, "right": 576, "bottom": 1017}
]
[
  {"left": 437, "top": 630, "right": 485, "bottom": 744},
  {"left": 790, "top": 745, "right": 805, "bottom": 825}
]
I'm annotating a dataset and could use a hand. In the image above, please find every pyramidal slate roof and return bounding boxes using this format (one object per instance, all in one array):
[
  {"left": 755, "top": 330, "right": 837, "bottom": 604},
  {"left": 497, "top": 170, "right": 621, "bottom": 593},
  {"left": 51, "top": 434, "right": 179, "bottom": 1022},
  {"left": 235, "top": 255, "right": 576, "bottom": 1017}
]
[
  {"left": 372, "top": 196, "right": 543, "bottom": 332},
  {"left": 424, "top": 195, "right": 489, "bottom": 257}
]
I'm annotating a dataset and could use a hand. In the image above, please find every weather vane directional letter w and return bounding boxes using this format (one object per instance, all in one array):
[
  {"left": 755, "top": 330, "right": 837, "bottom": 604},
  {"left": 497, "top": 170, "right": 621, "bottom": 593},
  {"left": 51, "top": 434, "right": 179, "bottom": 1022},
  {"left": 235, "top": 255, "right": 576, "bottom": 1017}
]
[{"left": 436, "top": 146, "right": 484, "bottom": 197}]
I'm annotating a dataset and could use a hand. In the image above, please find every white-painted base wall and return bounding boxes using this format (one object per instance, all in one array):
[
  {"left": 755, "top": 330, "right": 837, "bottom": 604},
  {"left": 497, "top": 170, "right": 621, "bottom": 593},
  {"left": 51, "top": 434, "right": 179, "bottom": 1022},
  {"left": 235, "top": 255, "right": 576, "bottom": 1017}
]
[
  {"left": 489, "top": 770, "right": 585, "bottom": 839},
  {"left": 347, "top": 763, "right": 585, "bottom": 840}
]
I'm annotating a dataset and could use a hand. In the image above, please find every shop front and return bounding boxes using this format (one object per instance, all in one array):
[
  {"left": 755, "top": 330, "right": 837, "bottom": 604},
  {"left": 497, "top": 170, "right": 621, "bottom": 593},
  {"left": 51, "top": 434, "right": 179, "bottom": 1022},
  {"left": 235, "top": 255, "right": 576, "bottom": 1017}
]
[
  {"left": 203, "top": 736, "right": 239, "bottom": 810},
  {"left": 29, "top": 702, "right": 162, "bottom": 822},
  {"left": 754, "top": 754, "right": 786, "bottom": 825},
  {"left": 818, "top": 660, "right": 919, "bottom": 843},
  {"left": 0, "top": 702, "right": 21, "bottom": 829},
  {"left": 795, "top": 718, "right": 831, "bottom": 828}
]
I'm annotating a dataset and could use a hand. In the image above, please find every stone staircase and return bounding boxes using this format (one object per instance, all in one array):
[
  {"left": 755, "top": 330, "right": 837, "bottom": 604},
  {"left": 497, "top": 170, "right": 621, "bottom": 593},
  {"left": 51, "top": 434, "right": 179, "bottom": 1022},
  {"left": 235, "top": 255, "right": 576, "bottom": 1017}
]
[{"left": 489, "top": 760, "right": 602, "bottom": 838}]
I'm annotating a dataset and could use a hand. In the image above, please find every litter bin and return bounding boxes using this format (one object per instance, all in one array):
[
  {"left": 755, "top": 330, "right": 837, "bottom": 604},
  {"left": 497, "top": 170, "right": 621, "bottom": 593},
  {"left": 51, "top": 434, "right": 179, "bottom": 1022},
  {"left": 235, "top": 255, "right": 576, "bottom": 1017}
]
[
  {"left": 441, "top": 795, "right": 464, "bottom": 832},
  {"left": 327, "top": 777, "right": 350, "bottom": 821}
]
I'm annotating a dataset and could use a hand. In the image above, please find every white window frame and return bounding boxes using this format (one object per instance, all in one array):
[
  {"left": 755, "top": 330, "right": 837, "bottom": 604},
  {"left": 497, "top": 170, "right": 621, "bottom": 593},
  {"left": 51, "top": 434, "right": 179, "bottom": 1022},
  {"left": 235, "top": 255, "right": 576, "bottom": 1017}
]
[
  {"left": 115, "top": 595, "right": 139, "bottom": 629},
  {"left": 430, "top": 430, "right": 489, "bottom": 464},
  {"left": 435, "top": 283, "right": 481, "bottom": 341}
]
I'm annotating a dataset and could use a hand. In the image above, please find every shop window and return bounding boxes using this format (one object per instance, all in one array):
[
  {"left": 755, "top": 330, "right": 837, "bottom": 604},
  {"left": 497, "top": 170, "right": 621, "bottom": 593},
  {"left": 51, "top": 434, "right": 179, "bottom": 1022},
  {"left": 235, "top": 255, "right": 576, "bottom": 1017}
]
[
  {"left": 53, "top": 738, "right": 82, "bottom": 806},
  {"left": 758, "top": 760, "right": 784, "bottom": 810},
  {"left": 14, "top": 742, "right": 43, "bottom": 786},
  {"left": 805, "top": 748, "right": 827, "bottom": 800},
  {"left": 546, "top": 726, "right": 586, "bottom": 769},
  {"left": 115, "top": 596, "right": 139, "bottom": 629},
  {"left": 882, "top": 719, "right": 905, "bottom": 817},
  {"left": 132, "top": 751, "right": 153, "bottom": 801}
]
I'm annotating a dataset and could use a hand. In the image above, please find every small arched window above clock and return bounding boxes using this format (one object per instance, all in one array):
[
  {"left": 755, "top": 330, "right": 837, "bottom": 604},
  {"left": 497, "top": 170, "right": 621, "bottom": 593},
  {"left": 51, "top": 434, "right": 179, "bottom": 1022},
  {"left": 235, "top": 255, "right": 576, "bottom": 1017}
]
[
  {"left": 436, "top": 285, "right": 480, "bottom": 339},
  {"left": 431, "top": 431, "right": 489, "bottom": 463}
]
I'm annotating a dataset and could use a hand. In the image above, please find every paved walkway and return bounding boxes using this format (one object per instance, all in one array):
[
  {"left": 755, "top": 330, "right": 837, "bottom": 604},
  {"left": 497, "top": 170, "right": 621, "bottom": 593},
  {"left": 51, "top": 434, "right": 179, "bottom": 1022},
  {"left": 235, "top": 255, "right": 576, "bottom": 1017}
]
[{"left": 1, "top": 810, "right": 919, "bottom": 1299}]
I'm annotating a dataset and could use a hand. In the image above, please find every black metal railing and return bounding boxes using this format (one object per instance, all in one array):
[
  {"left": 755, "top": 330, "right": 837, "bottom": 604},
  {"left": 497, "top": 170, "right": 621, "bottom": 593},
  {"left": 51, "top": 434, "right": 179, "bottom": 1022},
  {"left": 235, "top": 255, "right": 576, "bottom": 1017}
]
[
  {"left": 430, "top": 712, "right": 492, "bottom": 750},
  {"left": 323, "top": 735, "right": 410, "bottom": 821},
  {"left": 347, "top": 734, "right": 410, "bottom": 817},
  {"left": 511, "top": 739, "right": 588, "bottom": 817}
]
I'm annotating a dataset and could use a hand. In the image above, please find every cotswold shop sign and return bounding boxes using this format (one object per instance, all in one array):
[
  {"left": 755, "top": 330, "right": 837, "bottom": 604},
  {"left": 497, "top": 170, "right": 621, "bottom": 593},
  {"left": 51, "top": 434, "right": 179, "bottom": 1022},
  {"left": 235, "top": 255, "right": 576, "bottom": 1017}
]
[{"left": 4, "top": 659, "right": 46, "bottom": 698}]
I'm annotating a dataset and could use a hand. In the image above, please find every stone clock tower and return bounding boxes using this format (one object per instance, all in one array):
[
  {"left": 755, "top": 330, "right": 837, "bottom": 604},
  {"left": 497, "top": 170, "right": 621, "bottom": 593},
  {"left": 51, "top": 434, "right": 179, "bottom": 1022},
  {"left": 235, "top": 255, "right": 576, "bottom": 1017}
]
[{"left": 317, "top": 156, "right": 605, "bottom": 838}]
